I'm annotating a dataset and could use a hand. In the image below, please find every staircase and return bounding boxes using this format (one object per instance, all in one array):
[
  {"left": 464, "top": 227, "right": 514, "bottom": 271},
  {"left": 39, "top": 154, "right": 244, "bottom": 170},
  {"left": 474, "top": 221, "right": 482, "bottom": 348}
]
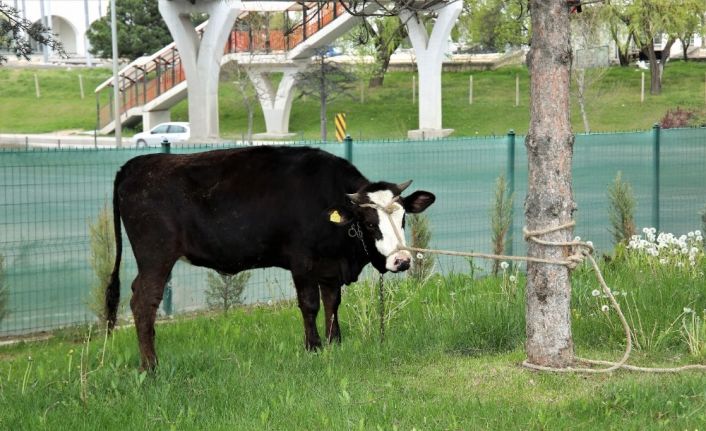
[{"left": 95, "top": 2, "right": 352, "bottom": 134}]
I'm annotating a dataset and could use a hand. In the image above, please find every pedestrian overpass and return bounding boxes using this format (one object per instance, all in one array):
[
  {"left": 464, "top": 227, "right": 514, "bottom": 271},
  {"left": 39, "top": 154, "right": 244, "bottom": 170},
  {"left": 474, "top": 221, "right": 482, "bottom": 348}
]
[{"left": 94, "top": 0, "right": 462, "bottom": 140}]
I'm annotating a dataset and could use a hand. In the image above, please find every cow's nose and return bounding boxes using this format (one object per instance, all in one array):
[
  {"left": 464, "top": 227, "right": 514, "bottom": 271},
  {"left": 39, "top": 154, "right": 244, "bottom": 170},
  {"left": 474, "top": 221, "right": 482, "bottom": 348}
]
[{"left": 394, "top": 257, "right": 411, "bottom": 272}]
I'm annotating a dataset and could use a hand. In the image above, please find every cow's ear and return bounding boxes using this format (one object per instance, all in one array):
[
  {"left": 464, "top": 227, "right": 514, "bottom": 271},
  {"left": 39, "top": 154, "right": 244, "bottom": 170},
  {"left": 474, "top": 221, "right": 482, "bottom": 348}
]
[
  {"left": 402, "top": 191, "right": 436, "bottom": 214},
  {"left": 327, "top": 208, "right": 354, "bottom": 225}
]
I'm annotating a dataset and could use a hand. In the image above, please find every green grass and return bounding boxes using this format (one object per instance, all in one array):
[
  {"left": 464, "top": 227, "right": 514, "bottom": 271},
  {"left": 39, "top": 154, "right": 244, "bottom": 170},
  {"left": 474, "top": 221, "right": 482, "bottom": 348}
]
[
  {"left": 1, "top": 256, "right": 705, "bottom": 430},
  {"left": 1, "top": 61, "right": 706, "bottom": 138}
]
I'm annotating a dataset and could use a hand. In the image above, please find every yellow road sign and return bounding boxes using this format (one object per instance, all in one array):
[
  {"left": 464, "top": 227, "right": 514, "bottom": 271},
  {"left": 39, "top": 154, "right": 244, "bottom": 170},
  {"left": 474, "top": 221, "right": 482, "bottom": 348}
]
[{"left": 335, "top": 113, "right": 346, "bottom": 142}]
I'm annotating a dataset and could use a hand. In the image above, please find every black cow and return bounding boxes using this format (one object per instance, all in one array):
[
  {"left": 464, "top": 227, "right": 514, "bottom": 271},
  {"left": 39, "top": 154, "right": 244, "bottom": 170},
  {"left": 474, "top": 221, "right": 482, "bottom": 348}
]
[{"left": 106, "top": 145, "right": 435, "bottom": 370}]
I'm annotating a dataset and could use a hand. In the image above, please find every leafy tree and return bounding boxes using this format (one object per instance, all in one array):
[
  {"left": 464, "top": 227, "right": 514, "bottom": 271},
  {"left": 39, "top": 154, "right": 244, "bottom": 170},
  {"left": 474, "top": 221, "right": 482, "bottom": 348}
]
[
  {"left": 295, "top": 48, "right": 356, "bottom": 141},
  {"left": 607, "top": 0, "right": 706, "bottom": 93},
  {"left": 361, "top": 17, "right": 408, "bottom": 88},
  {"left": 670, "top": 0, "right": 705, "bottom": 61},
  {"left": 602, "top": 0, "right": 635, "bottom": 66},
  {"left": 465, "top": 0, "right": 529, "bottom": 52},
  {"left": 0, "top": 2, "right": 64, "bottom": 64},
  {"left": 86, "top": 0, "right": 173, "bottom": 61}
]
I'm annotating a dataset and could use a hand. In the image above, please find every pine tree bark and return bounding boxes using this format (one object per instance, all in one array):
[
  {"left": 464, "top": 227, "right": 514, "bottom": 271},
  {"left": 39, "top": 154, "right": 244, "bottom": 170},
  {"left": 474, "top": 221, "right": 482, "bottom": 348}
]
[{"left": 524, "top": 0, "right": 576, "bottom": 368}]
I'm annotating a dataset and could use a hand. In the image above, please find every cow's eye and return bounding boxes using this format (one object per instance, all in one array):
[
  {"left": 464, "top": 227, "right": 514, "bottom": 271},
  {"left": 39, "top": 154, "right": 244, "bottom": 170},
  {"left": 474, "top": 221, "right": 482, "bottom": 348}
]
[{"left": 365, "top": 222, "right": 376, "bottom": 230}]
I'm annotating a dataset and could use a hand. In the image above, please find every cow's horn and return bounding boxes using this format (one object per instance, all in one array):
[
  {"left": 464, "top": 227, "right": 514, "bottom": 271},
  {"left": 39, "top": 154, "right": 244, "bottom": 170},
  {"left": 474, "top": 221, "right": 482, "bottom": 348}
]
[
  {"left": 397, "top": 180, "right": 413, "bottom": 193},
  {"left": 347, "top": 193, "right": 362, "bottom": 203}
]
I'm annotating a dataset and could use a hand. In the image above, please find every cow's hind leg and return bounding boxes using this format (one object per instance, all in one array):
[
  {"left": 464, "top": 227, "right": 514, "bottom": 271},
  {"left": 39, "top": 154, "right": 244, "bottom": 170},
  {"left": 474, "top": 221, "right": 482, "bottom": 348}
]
[
  {"left": 292, "top": 274, "right": 321, "bottom": 351},
  {"left": 320, "top": 284, "right": 342, "bottom": 344},
  {"left": 130, "top": 264, "right": 174, "bottom": 371}
]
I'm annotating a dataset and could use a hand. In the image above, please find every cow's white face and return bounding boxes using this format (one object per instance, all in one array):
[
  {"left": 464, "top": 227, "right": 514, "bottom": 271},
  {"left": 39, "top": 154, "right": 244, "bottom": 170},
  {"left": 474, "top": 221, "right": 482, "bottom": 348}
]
[
  {"left": 332, "top": 181, "right": 435, "bottom": 274},
  {"left": 365, "top": 190, "right": 412, "bottom": 272}
]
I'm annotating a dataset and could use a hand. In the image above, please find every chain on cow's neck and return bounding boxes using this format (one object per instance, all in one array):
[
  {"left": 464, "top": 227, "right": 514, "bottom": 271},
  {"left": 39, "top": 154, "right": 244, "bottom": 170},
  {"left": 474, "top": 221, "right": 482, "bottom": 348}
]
[{"left": 348, "top": 222, "right": 369, "bottom": 255}]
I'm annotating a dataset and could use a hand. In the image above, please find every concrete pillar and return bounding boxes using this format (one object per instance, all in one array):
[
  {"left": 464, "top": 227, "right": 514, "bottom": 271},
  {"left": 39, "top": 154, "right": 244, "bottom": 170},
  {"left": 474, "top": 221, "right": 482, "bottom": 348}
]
[
  {"left": 142, "top": 110, "right": 171, "bottom": 131},
  {"left": 159, "top": 0, "right": 242, "bottom": 142},
  {"left": 245, "top": 63, "right": 305, "bottom": 139},
  {"left": 401, "top": 2, "right": 462, "bottom": 139}
]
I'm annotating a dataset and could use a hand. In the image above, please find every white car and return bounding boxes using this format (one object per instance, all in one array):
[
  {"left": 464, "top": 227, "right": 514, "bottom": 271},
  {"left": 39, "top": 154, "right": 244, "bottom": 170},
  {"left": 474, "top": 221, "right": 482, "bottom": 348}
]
[{"left": 132, "top": 122, "right": 190, "bottom": 147}]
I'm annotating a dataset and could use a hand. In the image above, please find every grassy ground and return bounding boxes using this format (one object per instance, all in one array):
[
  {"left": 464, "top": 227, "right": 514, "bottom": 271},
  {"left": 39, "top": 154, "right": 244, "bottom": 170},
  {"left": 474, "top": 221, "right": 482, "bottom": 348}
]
[
  {"left": 1, "top": 61, "right": 705, "bottom": 139},
  {"left": 1, "top": 254, "right": 705, "bottom": 430}
]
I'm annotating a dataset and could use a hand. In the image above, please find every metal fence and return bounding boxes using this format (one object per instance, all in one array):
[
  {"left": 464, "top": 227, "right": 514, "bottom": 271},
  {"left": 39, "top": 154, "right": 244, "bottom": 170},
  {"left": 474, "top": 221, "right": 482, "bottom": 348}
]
[{"left": 1, "top": 127, "right": 705, "bottom": 336}]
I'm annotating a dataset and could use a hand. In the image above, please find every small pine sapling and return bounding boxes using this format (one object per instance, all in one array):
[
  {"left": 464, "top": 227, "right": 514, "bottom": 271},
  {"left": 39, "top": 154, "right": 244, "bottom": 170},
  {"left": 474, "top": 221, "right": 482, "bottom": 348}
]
[
  {"left": 407, "top": 214, "right": 434, "bottom": 282},
  {"left": 608, "top": 171, "right": 637, "bottom": 246},
  {"left": 490, "top": 175, "right": 514, "bottom": 276},
  {"left": 87, "top": 204, "right": 116, "bottom": 324},
  {"left": 0, "top": 255, "right": 8, "bottom": 324},
  {"left": 205, "top": 271, "right": 250, "bottom": 314}
]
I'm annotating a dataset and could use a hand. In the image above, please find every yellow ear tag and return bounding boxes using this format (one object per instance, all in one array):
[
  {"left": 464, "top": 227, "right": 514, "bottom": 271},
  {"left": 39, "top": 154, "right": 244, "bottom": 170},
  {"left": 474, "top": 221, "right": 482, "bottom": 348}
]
[{"left": 329, "top": 210, "right": 342, "bottom": 224}]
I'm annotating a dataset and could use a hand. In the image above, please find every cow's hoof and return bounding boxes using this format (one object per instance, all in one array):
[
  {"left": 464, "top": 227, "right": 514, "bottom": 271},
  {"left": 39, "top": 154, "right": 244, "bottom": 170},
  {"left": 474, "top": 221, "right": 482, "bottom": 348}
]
[{"left": 305, "top": 340, "right": 322, "bottom": 352}]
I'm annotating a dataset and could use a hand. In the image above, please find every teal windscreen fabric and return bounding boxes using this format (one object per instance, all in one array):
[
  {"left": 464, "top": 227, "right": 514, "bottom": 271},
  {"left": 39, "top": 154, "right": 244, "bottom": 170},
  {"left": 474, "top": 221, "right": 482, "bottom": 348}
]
[{"left": 1, "top": 128, "right": 704, "bottom": 335}]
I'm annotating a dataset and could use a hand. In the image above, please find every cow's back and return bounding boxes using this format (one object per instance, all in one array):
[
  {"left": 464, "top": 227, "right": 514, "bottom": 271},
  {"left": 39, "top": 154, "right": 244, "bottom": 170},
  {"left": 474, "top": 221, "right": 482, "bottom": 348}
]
[{"left": 115, "top": 146, "right": 368, "bottom": 275}]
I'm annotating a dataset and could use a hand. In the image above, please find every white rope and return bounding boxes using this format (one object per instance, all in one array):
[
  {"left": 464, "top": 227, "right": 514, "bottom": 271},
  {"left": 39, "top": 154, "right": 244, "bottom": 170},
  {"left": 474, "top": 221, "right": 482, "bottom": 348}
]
[{"left": 367, "top": 204, "right": 706, "bottom": 374}]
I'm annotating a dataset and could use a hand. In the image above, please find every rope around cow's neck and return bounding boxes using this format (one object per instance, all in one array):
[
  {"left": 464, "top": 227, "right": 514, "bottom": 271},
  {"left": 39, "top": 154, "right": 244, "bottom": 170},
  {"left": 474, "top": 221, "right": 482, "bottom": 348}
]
[{"left": 366, "top": 201, "right": 706, "bottom": 374}]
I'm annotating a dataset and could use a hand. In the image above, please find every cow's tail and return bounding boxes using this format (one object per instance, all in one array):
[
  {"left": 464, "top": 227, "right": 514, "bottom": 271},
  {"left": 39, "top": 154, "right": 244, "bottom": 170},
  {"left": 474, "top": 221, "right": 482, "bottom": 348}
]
[{"left": 105, "top": 168, "right": 124, "bottom": 331}]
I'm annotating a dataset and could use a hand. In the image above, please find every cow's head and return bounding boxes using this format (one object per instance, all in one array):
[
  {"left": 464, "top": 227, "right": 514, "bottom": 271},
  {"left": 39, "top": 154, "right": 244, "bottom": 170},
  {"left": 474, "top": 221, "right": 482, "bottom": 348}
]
[{"left": 329, "top": 180, "right": 435, "bottom": 273}]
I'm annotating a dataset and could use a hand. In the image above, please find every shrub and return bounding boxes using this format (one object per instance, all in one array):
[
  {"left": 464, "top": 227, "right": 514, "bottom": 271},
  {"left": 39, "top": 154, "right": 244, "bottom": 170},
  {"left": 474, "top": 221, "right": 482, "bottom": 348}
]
[
  {"left": 660, "top": 107, "right": 695, "bottom": 129},
  {"left": 0, "top": 255, "right": 8, "bottom": 324},
  {"left": 701, "top": 204, "right": 706, "bottom": 238},
  {"left": 86, "top": 204, "right": 116, "bottom": 324},
  {"left": 659, "top": 107, "right": 706, "bottom": 129},
  {"left": 490, "top": 174, "right": 513, "bottom": 276},
  {"left": 607, "top": 171, "right": 636, "bottom": 246},
  {"left": 205, "top": 271, "right": 250, "bottom": 314},
  {"left": 407, "top": 214, "right": 434, "bottom": 282}
]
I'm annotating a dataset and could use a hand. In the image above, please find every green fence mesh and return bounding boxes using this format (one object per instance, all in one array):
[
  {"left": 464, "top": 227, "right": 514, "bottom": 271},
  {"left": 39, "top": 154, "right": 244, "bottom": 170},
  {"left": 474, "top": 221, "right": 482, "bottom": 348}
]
[{"left": 1, "top": 128, "right": 705, "bottom": 336}]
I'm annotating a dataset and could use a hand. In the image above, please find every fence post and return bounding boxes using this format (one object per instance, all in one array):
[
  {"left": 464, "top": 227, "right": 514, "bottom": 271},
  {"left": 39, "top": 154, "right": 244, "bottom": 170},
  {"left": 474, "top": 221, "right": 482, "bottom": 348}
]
[
  {"left": 161, "top": 138, "right": 174, "bottom": 316},
  {"left": 506, "top": 130, "right": 516, "bottom": 258},
  {"left": 652, "top": 123, "right": 660, "bottom": 232},
  {"left": 344, "top": 135, "right": 353, "bottom": 163}
]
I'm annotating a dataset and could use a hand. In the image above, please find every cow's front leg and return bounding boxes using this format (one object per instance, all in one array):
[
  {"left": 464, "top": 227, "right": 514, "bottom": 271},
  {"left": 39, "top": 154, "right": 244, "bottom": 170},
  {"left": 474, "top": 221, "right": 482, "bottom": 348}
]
[
  {"left": 293, "top": 274, "right": 321, "bottom": 350},
  {"left": 320, "top": 284, "right": 342, "bottom": 344}
]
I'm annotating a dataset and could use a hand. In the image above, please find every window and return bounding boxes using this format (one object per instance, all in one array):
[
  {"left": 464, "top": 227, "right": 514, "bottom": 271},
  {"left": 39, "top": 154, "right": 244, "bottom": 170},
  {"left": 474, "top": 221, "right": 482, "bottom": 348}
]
[
  {"left": 168, "top": 125, "right": 186, "bottom": 133},
  {"left": 151, "top": 125, "right": 169, "bottom": 134}
]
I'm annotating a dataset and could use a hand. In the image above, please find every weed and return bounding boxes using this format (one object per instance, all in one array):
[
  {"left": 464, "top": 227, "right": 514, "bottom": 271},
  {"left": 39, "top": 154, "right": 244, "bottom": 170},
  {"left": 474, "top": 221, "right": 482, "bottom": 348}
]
[{"left": 681, "top": 310, "right": 706, "bottom": 358}]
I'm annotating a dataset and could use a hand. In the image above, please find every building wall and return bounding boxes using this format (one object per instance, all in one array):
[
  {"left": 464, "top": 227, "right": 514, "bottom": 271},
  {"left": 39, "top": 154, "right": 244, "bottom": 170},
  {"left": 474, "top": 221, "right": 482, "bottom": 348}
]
[{"left": 14, "top": 0, "right": 108, "bottom": 62}]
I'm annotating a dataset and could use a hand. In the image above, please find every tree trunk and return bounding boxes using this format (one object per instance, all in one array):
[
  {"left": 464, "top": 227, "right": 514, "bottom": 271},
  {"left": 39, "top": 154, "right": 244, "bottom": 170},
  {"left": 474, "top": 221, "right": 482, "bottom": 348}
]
[
  {"left": 320, "top": 55, "right": 327, "bottom": 141},
  {"left": 524, "top": 0, "right": 576, "bottom": 368},
  {"left": 644, "top": 46, "right": 661, "bottom": 95},
  {"left": 610, "top": 27, "right": 632, "bottom": 67},
  {"left": 575, "top": 69, "right": 590, "bottom": 133},
  {"left": 369, "top": 41, "right": 392, "bottom": 88},
  {"left": 680, "top": 38, "right": 690, "bottom": 61}
]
